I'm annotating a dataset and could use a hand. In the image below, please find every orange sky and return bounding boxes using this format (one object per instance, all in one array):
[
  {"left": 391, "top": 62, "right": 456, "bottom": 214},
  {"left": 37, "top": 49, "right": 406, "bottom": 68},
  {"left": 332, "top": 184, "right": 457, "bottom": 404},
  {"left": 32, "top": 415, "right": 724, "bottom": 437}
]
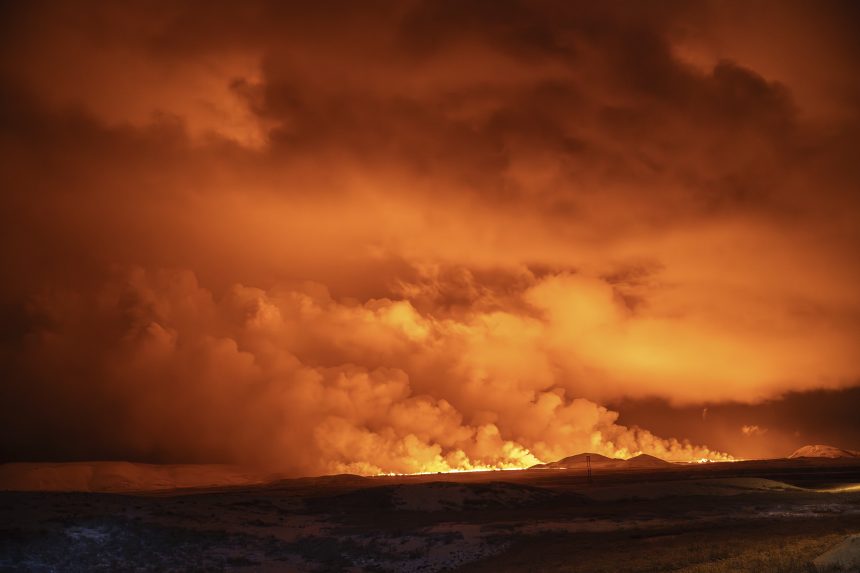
[{"left": 1, "top": 1, "right": 859, "bottom": 473}]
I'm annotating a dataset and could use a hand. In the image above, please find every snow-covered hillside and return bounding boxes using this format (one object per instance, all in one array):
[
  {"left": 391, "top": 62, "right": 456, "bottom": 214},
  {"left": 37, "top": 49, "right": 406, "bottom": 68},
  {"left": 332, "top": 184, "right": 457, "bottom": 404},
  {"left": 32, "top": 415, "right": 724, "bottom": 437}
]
[{"left": 788, "top": 445, "right": 860, "bottom": 459}]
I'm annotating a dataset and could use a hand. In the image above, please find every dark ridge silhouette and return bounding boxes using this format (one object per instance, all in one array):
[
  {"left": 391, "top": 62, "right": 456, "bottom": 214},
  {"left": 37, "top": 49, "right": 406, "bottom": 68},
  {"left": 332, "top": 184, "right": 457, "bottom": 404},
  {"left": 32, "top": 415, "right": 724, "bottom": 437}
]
[{"left": 531, "top": 452, "right": 675, "bottom": 470}]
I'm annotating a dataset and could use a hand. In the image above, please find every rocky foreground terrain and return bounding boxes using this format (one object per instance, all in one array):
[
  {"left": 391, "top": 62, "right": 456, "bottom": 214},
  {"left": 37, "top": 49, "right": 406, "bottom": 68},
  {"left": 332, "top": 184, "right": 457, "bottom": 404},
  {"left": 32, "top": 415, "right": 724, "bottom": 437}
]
[{"left": 2, "top": 456, "right": 860, "bottom": 572}]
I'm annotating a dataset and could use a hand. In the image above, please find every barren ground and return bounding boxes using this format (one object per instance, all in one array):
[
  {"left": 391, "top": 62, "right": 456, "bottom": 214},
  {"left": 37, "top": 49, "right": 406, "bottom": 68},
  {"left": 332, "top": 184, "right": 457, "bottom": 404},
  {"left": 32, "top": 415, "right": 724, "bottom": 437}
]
[{"left": 2, "top": 459, "right": 859, "bottom": 572}]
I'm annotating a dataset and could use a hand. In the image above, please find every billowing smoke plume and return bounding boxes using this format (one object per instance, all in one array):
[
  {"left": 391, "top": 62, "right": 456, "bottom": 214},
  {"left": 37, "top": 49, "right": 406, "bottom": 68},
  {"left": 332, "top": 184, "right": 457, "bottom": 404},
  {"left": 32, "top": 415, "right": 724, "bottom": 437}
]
[
  {"left": 2, "top": 1, "right": 860, "bottom": 467},
  {"left": 4, "top": 268, "right": 730, "bottom": 474}
]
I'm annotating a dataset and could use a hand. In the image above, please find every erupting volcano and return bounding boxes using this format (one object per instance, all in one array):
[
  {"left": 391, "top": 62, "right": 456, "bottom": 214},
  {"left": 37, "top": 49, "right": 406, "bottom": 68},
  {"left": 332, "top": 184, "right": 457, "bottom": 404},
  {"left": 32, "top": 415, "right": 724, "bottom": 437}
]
[{"left": 2, "top": 1, "right": 860, "bottom": 571}]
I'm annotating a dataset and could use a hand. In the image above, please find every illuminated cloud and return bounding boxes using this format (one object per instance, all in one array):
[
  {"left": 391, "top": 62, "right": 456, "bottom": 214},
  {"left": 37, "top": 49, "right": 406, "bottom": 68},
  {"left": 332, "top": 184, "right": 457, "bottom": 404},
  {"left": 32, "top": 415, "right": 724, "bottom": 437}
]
[
  {"left": 0, "top": 1, "right": 858, "bottom": 468},
  {"left": 2, "top": 269, "right": 732, "bottom": 474},
  {"left": 741, "top": 425, "right": 767, "bottom": 437}
]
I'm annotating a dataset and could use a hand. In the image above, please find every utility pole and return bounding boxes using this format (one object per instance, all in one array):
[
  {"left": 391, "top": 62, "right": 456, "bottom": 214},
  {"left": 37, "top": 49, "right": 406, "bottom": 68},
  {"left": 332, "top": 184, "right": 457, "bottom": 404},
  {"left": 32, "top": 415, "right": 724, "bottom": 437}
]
[{"left": 586, "top": 455, "right": 593, "bottom": 485}]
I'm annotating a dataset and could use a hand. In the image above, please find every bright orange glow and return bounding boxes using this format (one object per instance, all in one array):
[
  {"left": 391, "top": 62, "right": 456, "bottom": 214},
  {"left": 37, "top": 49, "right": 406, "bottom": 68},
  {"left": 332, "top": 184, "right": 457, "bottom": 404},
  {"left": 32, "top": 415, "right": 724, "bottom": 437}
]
[{"left": 1, "top": 1, "right": 858, "bottom": 476}]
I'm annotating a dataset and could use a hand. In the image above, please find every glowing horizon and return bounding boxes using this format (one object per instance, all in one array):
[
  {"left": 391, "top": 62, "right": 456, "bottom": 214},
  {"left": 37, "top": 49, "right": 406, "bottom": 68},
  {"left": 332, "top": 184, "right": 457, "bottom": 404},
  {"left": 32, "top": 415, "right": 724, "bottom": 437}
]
[{"left": 376, "top": 451, "right": 740, "bottom": 478}]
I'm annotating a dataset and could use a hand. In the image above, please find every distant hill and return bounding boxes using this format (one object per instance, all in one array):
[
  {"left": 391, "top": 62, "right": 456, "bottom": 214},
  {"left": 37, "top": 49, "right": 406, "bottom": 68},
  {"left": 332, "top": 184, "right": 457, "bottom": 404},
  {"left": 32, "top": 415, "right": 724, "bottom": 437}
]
[
  {"left": 0, "top": 462, "right": 274, "bottom": 492},
  {"left": 531, "top": 452, "right": 673, "bottom": 470},
  {"left": 531, "top": 452, "right": 621, "bottom": 470},
  {"left": 626, "top": 454, "right": 674, "bottom": 468},
  {"left": 788, "top": 445, "right": 860, "bottom": 459}
]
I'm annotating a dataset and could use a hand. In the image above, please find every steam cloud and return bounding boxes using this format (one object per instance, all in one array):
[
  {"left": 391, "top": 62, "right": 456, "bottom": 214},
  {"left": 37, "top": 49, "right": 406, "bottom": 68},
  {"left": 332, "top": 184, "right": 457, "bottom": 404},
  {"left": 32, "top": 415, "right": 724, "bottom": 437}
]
[
  {"left": 1, "top": 1, "right": 860, "bottom": 467},
  {"left": 5, "top": 268, "right": 732, "bottom": 474}
]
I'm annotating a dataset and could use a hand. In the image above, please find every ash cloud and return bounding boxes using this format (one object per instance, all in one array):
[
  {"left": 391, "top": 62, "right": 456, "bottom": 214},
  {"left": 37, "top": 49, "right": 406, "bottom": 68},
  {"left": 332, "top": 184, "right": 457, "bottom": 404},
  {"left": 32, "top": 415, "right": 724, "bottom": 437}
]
[
  {"left": 2, "top": 268, "right": 731, "bottom": 473},
  {"left": 1, "top": 0, "right": 859, "bottom": 467}
]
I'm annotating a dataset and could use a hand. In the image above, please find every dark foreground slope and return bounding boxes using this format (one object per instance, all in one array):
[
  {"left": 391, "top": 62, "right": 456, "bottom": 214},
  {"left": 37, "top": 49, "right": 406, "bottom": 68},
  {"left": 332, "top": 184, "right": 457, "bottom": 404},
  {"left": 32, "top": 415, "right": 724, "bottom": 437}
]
[{"left": 2, "top": 458, "right": 860, "bottom": 572}]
